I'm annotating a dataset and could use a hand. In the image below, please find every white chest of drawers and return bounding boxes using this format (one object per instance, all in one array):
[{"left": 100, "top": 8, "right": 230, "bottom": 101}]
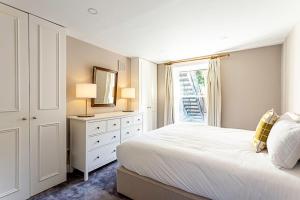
[{"left": 69, "top": 112, "right": 143, "bottom": 181}]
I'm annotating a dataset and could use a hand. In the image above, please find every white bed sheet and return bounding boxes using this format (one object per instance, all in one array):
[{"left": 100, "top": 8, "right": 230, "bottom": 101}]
[{"left": 117, "top": 123, "right": 300, "bottom": 200}]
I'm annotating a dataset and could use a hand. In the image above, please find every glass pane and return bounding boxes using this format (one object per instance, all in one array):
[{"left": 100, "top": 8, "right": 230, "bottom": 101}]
[{"left": 173, "top": 63, "right": 208, "bottom": 124}]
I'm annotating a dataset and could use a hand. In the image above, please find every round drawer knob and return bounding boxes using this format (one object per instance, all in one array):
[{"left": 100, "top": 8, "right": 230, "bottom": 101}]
[
  {"left": 96, "top": 156, "right": 100, "bottom": 159},
  {"left": 97, "top": 127, "right": 100, "bottom": 129},
  {"left": 126, "top": 132, "right": 129, "bottom": 134},
  {"left": 97, "top": 140, "right": 100, "bottom": 143},
  {"left": 113, "top": 124, "right": 117, "bottom": 126}
]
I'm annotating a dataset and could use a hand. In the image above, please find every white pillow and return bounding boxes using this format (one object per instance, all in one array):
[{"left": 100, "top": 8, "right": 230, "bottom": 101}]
[
  {"left": 287, "top": 112, "right": 300, "bottom": 122},
  {"left": 267, "top": 113, "right": 300, "bottom": 169}
]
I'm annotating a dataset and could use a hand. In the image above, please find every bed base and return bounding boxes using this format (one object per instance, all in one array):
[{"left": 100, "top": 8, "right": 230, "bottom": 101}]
[{"left": 117, "top": 167, "right": 209, "bottom": 200}]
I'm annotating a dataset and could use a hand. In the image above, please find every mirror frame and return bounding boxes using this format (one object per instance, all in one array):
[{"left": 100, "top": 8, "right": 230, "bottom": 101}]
[{"left": 91, "top": 66, "right": 118, "bottom": 107}]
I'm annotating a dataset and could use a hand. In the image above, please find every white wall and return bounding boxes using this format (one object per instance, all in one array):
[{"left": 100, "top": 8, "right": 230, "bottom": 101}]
[{"left": 281, "top": 23, "right": 300, "bottom": 114}]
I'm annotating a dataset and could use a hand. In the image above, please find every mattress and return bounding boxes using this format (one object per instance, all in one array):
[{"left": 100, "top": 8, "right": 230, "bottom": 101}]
[{"left": 116, "top": 123, "right": 300, "bottom": 200}]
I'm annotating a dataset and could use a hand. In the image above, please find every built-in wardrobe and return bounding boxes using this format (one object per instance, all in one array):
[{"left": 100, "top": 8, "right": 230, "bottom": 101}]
[
  {"left": 0, "top": 3, "right": 66, "bottom": 200},
  {"left": 131, "top": 58, "right": 157, "bottom": 131}
]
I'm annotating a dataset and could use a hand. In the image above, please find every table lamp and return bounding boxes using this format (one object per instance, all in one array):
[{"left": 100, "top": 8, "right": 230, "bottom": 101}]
[
  {"left": 76, "top": 83, "right": 97, "bottom": 117},
  {"left": 121, "top": 87, "right": 135, "bottom": 112}
]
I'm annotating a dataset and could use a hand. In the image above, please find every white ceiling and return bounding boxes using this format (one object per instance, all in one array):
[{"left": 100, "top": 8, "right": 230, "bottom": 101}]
[{"left": 2, "top": 0, "right": 300, "bottom": 63}]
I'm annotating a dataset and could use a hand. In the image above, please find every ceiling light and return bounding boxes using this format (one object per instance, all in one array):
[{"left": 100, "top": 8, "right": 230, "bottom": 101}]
[{"left": 88, "top": 8, "right": 98, "bottom": 15}]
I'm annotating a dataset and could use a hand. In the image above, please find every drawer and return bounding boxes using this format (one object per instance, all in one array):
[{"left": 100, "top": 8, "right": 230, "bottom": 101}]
[
  {"left": 87, "top": 143, "right": 117, "bottom": 172},
  {"left": 121, "top": 116, "right": 134, "bottom": 128},
  {"left": 134, "top": 114, "right": 143, "bottom": 124},
  {"left": 121, "top": 127, "right": 134, "bottom": 141},
  {"left": 134, "top": 124, "right": 143, "bottom": 135},
  {"left": 107, "top": 119, "right": 120, "bottom": 131},
  {"left": 87, "top": 130, "right": 120, "bottom": 151},
  {"left": 87, "top": 121, "right": 107, "bottom": 136}
]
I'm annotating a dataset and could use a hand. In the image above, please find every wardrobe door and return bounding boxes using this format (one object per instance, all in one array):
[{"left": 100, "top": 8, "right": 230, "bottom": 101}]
[
  {"left": 141, "top": 59, "right": 152, "bottom": 131},
  {"left": 0, "top": 4, "right": 30, "bottom": 200},
  {"left": 149, "top": 61, "right": 157, "bottom": 130},
  {"left": 29, "top": 15, "right": 66, "bottom": 195},
  {"left": 140, "top": 59, "right": 157, "bottom": 131}
]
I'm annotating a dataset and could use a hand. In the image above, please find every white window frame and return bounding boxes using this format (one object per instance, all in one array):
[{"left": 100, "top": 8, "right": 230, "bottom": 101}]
[{"left": 172, "top": 60, "right": 209, "bottom": 123}]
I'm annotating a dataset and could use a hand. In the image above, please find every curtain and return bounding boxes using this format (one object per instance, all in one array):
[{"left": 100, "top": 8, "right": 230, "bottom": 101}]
[
  {"left": 207, "top": 58, "right": 221, "bottom": 127},
  {"left": 164, "top": 65, "right": 174, "bottom": 125}
]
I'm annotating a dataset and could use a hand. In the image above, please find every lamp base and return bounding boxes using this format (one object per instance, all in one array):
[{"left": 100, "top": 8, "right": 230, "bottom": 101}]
[{"left": 77, "top": 114, "right": 95, "bottom": 117}]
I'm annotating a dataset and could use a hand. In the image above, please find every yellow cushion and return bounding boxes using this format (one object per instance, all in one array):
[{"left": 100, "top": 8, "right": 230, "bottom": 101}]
[{"left": 253, "top": 109, "right": 279, "bottom": 152}]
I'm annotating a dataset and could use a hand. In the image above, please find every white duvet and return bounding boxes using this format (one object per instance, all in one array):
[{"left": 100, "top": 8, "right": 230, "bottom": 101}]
[{"left": 117, "top": 123, "right": 300, "bottom": 200}]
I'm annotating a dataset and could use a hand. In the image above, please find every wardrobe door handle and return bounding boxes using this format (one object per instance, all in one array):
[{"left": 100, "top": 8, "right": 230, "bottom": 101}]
[
  {"left": 32, "top": 116, "right": 37, "bottom": 120},
  {"left": 22, "top": 117, "right": 27, "bottom": 121}
]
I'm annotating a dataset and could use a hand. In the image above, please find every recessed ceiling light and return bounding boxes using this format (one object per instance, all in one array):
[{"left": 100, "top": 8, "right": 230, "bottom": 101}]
[{"left": 88, "top": 8, "right": 98, "bottom": 15}]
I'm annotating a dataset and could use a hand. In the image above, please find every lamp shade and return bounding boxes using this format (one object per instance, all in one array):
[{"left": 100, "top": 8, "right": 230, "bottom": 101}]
[
  {"left": 121, "top": 88, "right": 135, "bottom": 99},
  {"left": 76, "top": 83, "right": 97, "bottom": 98}
]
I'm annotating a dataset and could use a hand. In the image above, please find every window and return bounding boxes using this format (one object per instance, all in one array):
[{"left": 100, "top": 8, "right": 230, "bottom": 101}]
[{"left": 172, "top": 61, "right": 208, "bottom": 124}]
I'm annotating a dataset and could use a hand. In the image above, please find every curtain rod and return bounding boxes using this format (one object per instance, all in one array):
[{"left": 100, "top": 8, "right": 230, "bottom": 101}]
[{"left": 164, "top": 53, "right": 230, "bottom": 65}]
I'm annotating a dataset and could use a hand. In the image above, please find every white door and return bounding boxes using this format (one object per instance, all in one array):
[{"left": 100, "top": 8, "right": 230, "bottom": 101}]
[
  {"left": 29, "top": 15, "right": 66, "bottom": 195},
  {"left": 0, "top": 4, "right": 30, "bottom": 200},
  {"left": 141, "top": 59, "right": 157, "bottom": 131},
  {"left": 150, "top": 61, "right": 157, "bottom": 130},
  {"left": 141, "top": 59, "right": 151, "bottom": 131}
]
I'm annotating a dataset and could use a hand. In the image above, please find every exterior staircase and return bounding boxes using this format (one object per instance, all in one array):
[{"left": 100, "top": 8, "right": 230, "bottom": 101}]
[{"left": 179, "top": 72, "right": 206, "bottom": 121}]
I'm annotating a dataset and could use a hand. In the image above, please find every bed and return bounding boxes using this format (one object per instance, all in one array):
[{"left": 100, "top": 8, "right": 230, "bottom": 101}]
[{"left": 116, "top": 123, "right": 300, "bottom": 200}]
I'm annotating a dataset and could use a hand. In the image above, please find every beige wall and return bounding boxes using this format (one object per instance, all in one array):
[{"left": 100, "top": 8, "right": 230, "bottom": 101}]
[
  {"left": 281, "top": 23, "right": 300, "bottom": 114},
  {"left": 157, "top": 64, "right": 166, "bottom": 128},
  {"left": 67, "top": 36, "right": 131, "bottom": 116},
  {"left": 221, "top": 45, "right": 281, "bottom": 130},
  {"left": 157, "top": 45, "right": 282, "bottom": 130}
]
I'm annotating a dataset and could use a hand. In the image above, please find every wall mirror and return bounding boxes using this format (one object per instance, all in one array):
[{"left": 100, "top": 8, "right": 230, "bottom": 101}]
[{"left": 92, "top": 66, "right": 118, "bottom": 107}]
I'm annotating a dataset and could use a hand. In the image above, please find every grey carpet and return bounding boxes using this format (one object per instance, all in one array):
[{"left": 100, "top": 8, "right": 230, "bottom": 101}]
[{"left": 30, "top": 161, "right": 130, "bottom": 200}]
